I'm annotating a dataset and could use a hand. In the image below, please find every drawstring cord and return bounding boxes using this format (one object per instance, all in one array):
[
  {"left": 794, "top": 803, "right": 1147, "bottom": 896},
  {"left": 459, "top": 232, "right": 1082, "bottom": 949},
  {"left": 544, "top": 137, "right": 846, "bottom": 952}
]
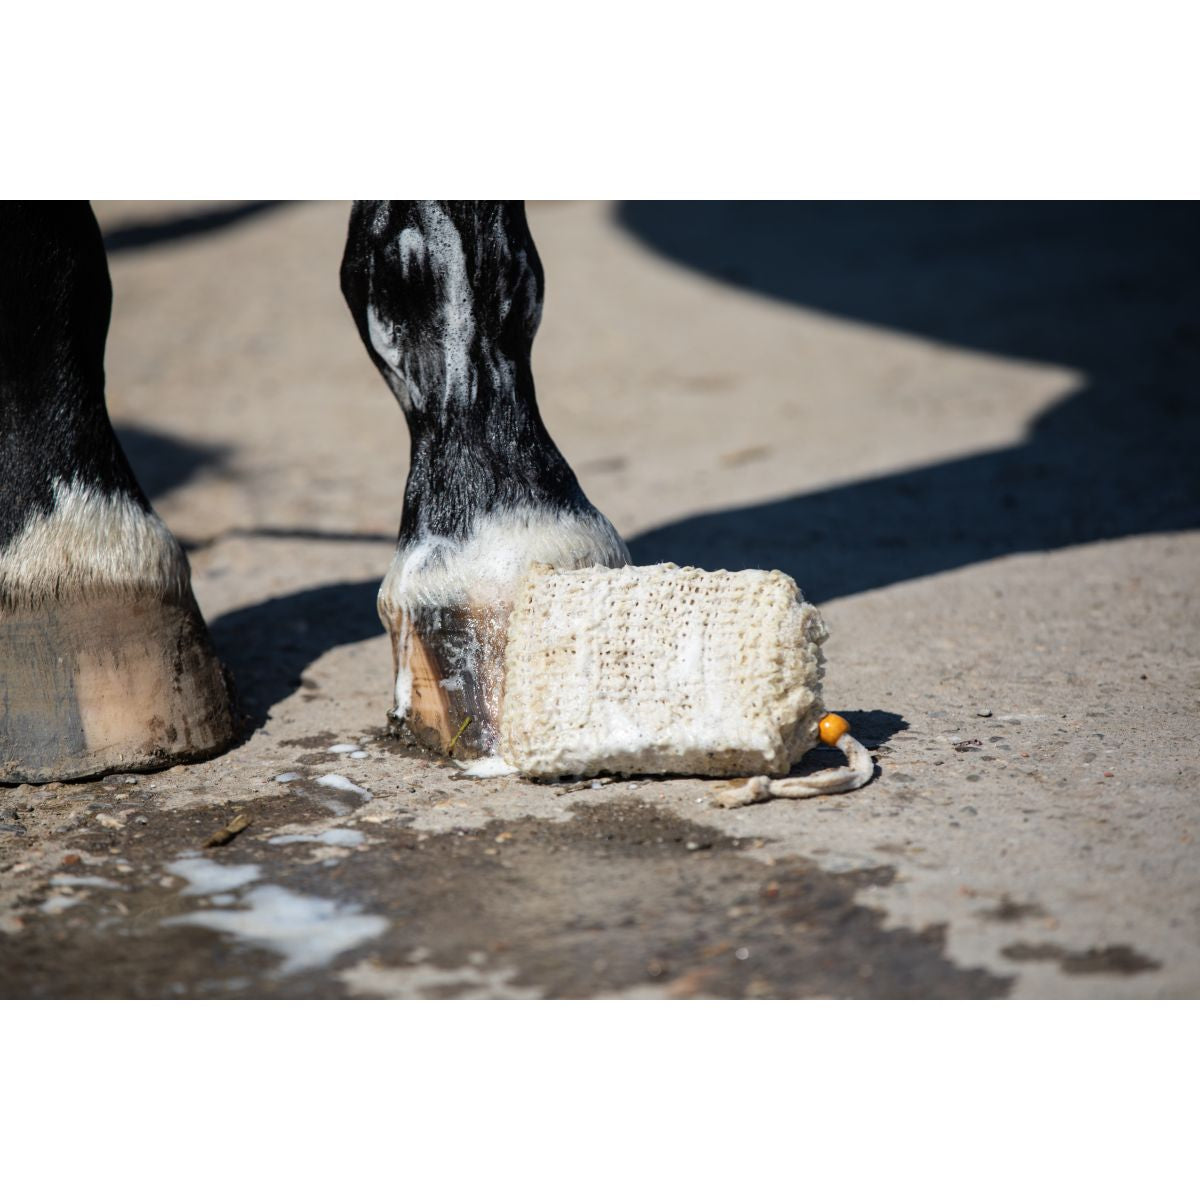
[{"left": 714, "top": 712, "right": 875, "bottom": 807}]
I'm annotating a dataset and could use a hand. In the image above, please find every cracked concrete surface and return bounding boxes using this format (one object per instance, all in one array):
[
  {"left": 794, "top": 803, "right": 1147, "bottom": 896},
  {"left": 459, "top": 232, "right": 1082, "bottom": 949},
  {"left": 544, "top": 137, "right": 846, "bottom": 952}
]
[{"left": 1, "top": 201, "right": 1196, "bottom": 998}]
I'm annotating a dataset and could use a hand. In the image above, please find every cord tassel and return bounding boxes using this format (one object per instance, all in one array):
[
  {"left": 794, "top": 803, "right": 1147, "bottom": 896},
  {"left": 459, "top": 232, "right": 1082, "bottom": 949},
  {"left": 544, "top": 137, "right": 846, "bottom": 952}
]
[{"left": 714, "top": 715, "right": 875, "bottom": 807}]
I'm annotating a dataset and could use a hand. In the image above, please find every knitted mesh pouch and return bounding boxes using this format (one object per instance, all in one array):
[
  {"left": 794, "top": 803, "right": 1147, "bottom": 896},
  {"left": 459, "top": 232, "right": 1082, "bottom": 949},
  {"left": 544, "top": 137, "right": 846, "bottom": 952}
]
[{"left": 499, "top": 563, "right": 829, "bottom": 780}]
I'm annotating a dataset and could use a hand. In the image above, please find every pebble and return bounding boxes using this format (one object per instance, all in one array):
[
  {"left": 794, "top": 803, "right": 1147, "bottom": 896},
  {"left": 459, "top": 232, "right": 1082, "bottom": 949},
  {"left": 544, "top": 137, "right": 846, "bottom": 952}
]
[
  {"left": 976, "top": 709, "right": 993, "bottom": 718},
  {"left": 274, "top": 772, "right": 301, "bottom": 783}
]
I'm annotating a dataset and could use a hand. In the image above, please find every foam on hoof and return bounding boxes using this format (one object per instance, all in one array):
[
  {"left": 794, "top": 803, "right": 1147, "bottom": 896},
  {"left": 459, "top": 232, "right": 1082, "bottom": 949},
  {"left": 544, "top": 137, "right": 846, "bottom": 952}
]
[
  {"left": 0, "top": 484, "right": 236, "bottom": 783},
  {"left": 386, "top": 601, "right": 509, "bottom": 757}
]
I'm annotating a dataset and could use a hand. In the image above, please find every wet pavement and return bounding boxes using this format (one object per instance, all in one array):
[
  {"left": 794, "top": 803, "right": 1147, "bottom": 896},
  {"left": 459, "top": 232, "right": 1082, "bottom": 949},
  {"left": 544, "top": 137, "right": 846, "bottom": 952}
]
[{"left": 2, "top": 201, "right": 1197, "bottom": 998}]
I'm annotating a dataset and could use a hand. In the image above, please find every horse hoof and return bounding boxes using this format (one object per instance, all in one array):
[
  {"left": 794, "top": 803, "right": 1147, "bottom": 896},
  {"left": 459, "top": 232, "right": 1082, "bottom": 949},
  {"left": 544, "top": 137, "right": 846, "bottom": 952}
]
[
  {"left": 378, "top": 509, "right": 630, "bottom": 758},
  {"left": 0, "top": 595, "right": 237, "bottom": 784}
]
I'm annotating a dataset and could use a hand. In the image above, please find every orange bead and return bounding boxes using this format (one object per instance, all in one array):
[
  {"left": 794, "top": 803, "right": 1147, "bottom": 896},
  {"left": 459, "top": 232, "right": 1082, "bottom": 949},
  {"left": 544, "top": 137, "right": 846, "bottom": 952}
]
[{"left": 819, "top": 712, "right": 850, "bottom": 746}]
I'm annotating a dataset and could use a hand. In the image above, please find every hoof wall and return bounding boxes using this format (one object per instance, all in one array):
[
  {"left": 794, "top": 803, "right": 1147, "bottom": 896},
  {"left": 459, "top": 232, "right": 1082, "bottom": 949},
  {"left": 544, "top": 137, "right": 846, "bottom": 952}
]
[
  {"left": 1, "top": 597, "right": 237, "bottom": 784},
  {"left": 388, "top": 602, "right": 509, "bottom": 758}
]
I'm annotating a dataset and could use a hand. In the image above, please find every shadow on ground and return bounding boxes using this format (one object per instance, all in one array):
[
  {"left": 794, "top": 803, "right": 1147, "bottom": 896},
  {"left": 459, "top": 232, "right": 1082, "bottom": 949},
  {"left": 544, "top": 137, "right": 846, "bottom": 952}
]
[
  {"left": 103, "top": 202, "right": 290, "bottom": 254},
  {"left": 112, "top": 423, "right": 388, "bottom": 726},
  {"left": 113, "top": 422, "right": 227, "bottom": 502},
  {"left": 619, "top": 202, "right": 1200, "bottom": 602},
  {"left": 209, "top": 580, "right": 384, "bottom": 730}
]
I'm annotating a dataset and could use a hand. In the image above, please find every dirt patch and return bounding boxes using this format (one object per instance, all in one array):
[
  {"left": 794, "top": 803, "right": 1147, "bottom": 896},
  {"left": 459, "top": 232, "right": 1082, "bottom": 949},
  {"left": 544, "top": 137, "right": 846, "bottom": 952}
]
[
  {"left": 0, "top": 794, "right": 1010, "bottom": 999},
  {"left": 1001, "top": 942, "right": 1161, "bottom": 975},
  {"left": 979, "top": 896, "right": 1048, "bottom": 922}
]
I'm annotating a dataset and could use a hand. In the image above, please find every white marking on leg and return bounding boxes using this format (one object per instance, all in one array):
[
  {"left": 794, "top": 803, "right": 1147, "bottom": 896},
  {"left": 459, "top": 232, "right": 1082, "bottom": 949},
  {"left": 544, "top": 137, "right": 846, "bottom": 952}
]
[
  {"left": 0, "top": 479, "right": 190, "bottom": 609},
  {"left": 378, "top": 507, "right": 629, "bottom": 617},
  {"left": 377, "top": 507, "right": 629, "bottom": 728}
]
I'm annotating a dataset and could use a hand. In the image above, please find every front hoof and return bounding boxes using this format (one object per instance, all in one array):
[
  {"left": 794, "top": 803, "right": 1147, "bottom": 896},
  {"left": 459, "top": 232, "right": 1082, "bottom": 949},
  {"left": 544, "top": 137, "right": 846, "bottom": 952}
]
[
  {"left": 387, "top": 601, "right": 509, "bottom": 757},
  {"left": 0, "top": 596, "right": 237, "bottom": 783},
  {"left": 380, "top": 509, "right": 630, "bottom": 758}
]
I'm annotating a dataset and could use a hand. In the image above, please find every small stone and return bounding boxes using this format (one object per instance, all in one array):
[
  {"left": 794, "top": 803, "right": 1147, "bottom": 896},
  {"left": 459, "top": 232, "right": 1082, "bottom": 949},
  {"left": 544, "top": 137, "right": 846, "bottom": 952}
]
[
  {"left": 734, "top": 947, "right": 751, "bottom": 961},
  {"left": 976, "top": 709, "right": 993, "bottom": 718}
]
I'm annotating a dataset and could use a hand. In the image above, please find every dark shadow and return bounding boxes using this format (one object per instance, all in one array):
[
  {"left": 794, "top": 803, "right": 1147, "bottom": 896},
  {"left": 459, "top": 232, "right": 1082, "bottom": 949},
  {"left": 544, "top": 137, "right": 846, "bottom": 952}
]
[
  {"left": 102, "top": 202, "right": 290, "bottom": 254},
  {"left": 619, "top": 202, "right": 1200, "bottom": 602},
  {"left": 179, "top": 526, "right": 394, "bottom": 553},
  {"left": 835, "top": 710, "right": 908, "bottom": 750},
  {"left": 209, "top": 579, "right": 385, "bottom": 731},
  {"left": 113, "top": 422, "right": 228, "bottom": 501}
]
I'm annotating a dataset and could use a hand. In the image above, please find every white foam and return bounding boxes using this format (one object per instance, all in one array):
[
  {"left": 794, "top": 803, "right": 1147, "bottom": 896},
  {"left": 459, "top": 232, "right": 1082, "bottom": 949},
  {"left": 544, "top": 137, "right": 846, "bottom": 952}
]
[
  {"left": 268, "top": 829, "right": 366, "bottom": 848},
  {"left": 349, "top": 751, "right": 369, "bottom": 759},
  {"left": 340, "top": 959, "right": 541, "bottom": 1000},
  {"left": 48, "top": 874, "right": 122, "bottom": 889},
  {"left": 41, "top": 895, "right": 83, "bottom": 914},
  {"left": 315, "top": 774, "right": 372, "bottom": 799},
  {"left": 328, "top": 744, "right": 359, "bottom": 754},
  {"left": 455, "top": 756, "right": 519, "bottom": 779},
  {"left": 167, "top": 856, "right": 262, "bottom": 896},
  {"left": 274, "top": 772, "right": 301, "bottom": 783},
  {"left": 164, "top": 886, "right": 388, "bottom": 975}
]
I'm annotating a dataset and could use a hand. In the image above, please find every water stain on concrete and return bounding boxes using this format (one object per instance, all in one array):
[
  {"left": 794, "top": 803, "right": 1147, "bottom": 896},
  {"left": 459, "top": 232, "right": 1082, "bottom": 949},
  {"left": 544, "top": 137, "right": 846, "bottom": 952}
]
[
  {"left": 1001, "top": 942, "right": 1161, "bottom": 975},
  {"left": 0, "top": 792, "right": 1010, "bottom": 999},
  {"left": 980, "top": 896, "right": 1048, "bottom": 922}
]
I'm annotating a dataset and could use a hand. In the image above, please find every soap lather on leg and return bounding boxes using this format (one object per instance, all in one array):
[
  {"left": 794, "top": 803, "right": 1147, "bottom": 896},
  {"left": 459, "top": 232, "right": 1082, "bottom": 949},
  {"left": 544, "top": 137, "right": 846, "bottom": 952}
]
[{"left": 340, "top": 201, "right": 628, "bottom": 756}]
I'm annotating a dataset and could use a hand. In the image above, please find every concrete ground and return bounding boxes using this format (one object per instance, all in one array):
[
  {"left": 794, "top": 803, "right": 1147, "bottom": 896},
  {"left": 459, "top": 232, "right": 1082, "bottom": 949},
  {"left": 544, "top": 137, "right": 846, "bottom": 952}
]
[{"left": 1, "top": 200, "right": 1196, "bottom": 999}]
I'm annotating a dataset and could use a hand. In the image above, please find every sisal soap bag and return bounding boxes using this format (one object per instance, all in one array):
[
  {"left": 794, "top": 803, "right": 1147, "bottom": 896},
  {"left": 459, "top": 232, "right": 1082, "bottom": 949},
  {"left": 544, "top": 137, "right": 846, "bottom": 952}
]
[{"left": 498, "top": 563, "right": 828, "bottom": 779}]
